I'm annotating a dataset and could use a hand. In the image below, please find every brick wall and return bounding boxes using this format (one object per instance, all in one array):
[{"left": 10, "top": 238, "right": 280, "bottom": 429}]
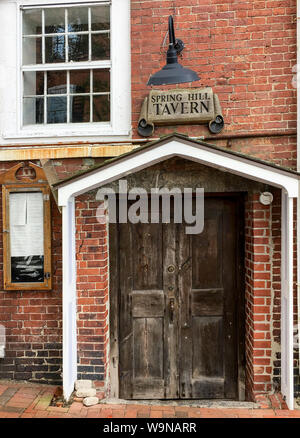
[
  {"left": 245, "top": 192, "right": 273, "bottom": 399},
  {"left": 76, "top": 194, "right": 109, "bottom": 386},
  {"left": 271, "top": 190, "right": 282, "bottom": 391},
  {"left": 0, "top": 166, "right": 110, "bottom": 386},
  {"left": 245, "top": 190, "right": 299, "bottom": 400},
  {"left": 131, "top": 0, "right": 297, "bottom": 145},
  {"left": 0, "top": 173, "right": 63, "bottom": 384}
]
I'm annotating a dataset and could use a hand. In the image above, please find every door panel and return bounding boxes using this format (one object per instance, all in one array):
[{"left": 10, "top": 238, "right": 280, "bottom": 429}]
[
  {"left": 192, "top": 316, "right": 224, "bottom": 379},
  {"left": 192, "top": 289, "right": 224, "bottom": 316},
  {"left": 192, "top": 316, "right": 224, "bottom": 398},
  {"left": 191, "top": 213, "right": 222, "bottom": 289},
  {"left": 179, "top": 198, "right": 238, "bottom": 399},
  {"left": 118, "top": 219, "right": 178, "bottom": 399},
  {"left": 115, "top": 196, "right": 243, "bottom": 400},
  {"left": 132, "top": 222, "right": 163, "bottom": 290},
  {"left": 131, "top": 290, "right": 164, "bottom": 318}
]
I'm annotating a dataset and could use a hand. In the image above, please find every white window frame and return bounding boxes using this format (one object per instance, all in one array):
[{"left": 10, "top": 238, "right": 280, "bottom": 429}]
[{"left": 6, "top": 0, "right": 131, "bottom": 139}]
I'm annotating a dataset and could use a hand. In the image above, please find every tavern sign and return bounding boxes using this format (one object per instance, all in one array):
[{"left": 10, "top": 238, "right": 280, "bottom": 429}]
[{"left": 138, "top": 87, "right": 224, "bottom": 136}]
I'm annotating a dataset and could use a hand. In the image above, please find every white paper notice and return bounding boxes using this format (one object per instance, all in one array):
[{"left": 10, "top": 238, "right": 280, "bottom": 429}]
[
  {"left": 26, "top": 192, "right": 44, "bottom": 224},
  {"left": 9, "top": 193, "right": 26, "bottom": 226},
  {"left": 9, "top": 192, "right": 44, "bottom": 257}
]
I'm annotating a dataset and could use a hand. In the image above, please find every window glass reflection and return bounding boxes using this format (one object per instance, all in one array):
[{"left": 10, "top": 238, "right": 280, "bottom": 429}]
[
  {"left": 23, "top": 97, "right": 44, "bottom": 125},
  {"left": 47, "top": 96, "right": 67, "bottom": 123},
  {"left": 68, "top": 34, "right": 89, "bottom": 62},
  {"left": 68, "top": 7, "right": 88, "bottom": 32},
  {"left": 23, "top": 9, "right": 42, "bottom": 35},
  {"left": 93, "top": 95, "right": 110, "bottom": 122},
  {"left": 45, "top": 36, "right": 66, "bottom": 63},
  {"left": 70, "top": 70, "right": 90, "bottom": 94},
  {"left": 93, "top": 69, "right": 110, "bottom": 92},
  {"left": 91, "top": 6, "right": 110, "bottom": 31},
  {"left": 47, "top": 71, "right": 67, "bottom": 95},
  {"left": 45, "top": 8, "right": 65, "bottom": 34},
  {"left": 70, "top": 95, "right": 90, "bottom": 123},
  {"left": 92, "top": 33, "right": 110, "bottom": 60},
  {"left": 24, "top": 71, "right": 44, "bottom": 96}
]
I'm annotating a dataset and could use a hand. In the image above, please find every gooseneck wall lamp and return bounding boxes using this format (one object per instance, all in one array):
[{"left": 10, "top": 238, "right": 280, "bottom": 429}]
[{"left": 147, "top": 15, "right": 200, "bottom": 86}]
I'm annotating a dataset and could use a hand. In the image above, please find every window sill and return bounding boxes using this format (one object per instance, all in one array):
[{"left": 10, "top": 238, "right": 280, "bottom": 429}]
[{"left": 3, "top": 124, "right": 131, "bottom": 139}]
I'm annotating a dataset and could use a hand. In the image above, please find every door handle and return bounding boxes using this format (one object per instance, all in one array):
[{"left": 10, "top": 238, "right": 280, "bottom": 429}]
[{"left": 169, "top": 298, "right": 175, "bottom": 323}]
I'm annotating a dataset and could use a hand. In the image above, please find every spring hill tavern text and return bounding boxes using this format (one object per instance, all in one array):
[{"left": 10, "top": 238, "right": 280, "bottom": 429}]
[
  {"left": 138, "top": 87, "right": 224, "bottom": 136},
  {"left": 151, "top": 91, "right": 211, "bottom": 116}
]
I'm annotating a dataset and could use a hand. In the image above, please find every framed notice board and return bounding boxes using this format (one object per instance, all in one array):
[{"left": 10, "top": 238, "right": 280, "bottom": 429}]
[{"left": 0, "top": 163, "right": 51, "bottom": 290}]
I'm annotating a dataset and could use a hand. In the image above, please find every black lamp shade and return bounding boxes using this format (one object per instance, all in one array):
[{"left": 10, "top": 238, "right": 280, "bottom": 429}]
[
  {"left": 147, "top": 62, "right": 199, "bottom": 86},
  {"left": 147, "top": 16, "right": 199, "bottom": 86}
]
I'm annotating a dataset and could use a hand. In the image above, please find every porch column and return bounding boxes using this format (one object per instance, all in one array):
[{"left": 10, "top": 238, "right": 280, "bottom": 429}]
[
  {"left": 62, "top": 196, "right": 77, "bottom": 401},
  {"left": 281, "top": 191, "right": 294, "bottom": 409}
]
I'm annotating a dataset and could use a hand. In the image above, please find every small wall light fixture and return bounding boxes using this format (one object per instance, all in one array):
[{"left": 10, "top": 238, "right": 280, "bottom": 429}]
[
  {"left": 259, "top": 192, "right": 273, "bottom": 206},
  {"left": 147, "top": 16, "right": 200, "bottom": 86}
]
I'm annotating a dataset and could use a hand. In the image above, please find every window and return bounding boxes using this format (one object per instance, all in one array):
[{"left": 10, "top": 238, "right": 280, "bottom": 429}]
[
  {"left": 0, "top": 0, "right": 130, "bottom": 140},
  {"left": 1, "top": 163, "right": 52, "bottom": 290},
  {"left": 22, "top": 4, "right": 111, "bottom": 125}
]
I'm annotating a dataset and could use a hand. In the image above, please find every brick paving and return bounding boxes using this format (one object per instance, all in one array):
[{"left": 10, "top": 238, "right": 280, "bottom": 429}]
[{"left": 0, "top": 381, "right": 299, "bottom": 418}]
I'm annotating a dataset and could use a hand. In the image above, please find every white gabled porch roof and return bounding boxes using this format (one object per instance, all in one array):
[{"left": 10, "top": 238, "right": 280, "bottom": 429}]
[
  {"left": 54, "top": 134, "right": 300, "bottom": 408},
  {"left": 56, "top": 134, "right": 300, "bottom": 204}
]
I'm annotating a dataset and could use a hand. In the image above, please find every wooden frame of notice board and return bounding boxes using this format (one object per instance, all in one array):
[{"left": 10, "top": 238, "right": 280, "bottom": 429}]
[{"left": 0, "top": 163, "right": 51, "bottom": 291}]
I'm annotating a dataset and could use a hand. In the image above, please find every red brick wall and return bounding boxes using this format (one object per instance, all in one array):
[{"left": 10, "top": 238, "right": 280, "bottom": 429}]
[
  {"left": 0, "top": 161, "right": 63, "bottom": 383},
  {"left": 245, "top": 190, "right": 299, "bottom": 400},
  {"left": 245, "top": 192, "right": 273, "bottom": 399},
  {"left": 271, "top": 190, "right": 282, "bottom": 390},
  {"left": 219, "top": 135, "right": 297, "bottom": 170},
  {"left": 75, "top": 194, "right": 109, "bottom": 385},
  {"left": 132, "top": 0, "right": 297, "bottom": 144},
  {"left": 0, "top": 166, "right": 110, "bottom": 386}
]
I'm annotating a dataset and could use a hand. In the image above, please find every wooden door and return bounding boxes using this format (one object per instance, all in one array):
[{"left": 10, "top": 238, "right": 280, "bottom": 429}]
[
  {"left": 110, "top": 195, "right": 244, "bottom": 400},
  {"left": 178, "top": 197, "right": 241, "bottom": 399}
]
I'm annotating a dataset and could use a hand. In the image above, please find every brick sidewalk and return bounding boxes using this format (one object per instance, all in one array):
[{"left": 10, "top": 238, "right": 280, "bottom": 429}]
[{"left": 0, "top": 381, "right": 299, "bottom": 418}]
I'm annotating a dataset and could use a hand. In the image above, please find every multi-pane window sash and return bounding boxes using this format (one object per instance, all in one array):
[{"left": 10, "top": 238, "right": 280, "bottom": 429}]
[{"left": 22, "top": 4, "right": 111, "bottom": 125}]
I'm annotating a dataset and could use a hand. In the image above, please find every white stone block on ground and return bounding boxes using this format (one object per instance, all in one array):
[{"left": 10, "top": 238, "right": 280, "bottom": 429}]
[
  {"left": 83, "top": 397, "right": 99, "bottom": 407},
  {"left": 76, "top": 388, "right": 97, "bottom": 398},
  {"left": 75, "top": 380, "right": 93, "bottom": 391}
]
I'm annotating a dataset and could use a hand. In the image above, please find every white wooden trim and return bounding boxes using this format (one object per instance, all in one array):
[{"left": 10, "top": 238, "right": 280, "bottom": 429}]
[
  {"left": 15, "top": 0, "right": 110, "bottom": 8},
  {"left": 22, "top": 61, "right": 112, "bottom": 71},
  {"left": 58, "top": 139, "right": 300, "bottom": 206},
  {"left": 21, "top": 1, "right": 111, "bottom": 9},
  {"left": 3, "top": 126, "right": 129, "bottom": 139},
  {"left": 281, "top": 192, "right": 294, "bottom": 409},
  {"left": 62, "top": 197, "right": 77, "bottom": 401},
  {"left": 110, "top": 0, "right": 131, "bottom": 135}
]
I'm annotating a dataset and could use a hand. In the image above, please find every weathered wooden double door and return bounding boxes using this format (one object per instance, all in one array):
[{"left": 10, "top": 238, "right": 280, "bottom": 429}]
[{"left": 110, "top": 195, "right": 244, "bottom": 400}]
